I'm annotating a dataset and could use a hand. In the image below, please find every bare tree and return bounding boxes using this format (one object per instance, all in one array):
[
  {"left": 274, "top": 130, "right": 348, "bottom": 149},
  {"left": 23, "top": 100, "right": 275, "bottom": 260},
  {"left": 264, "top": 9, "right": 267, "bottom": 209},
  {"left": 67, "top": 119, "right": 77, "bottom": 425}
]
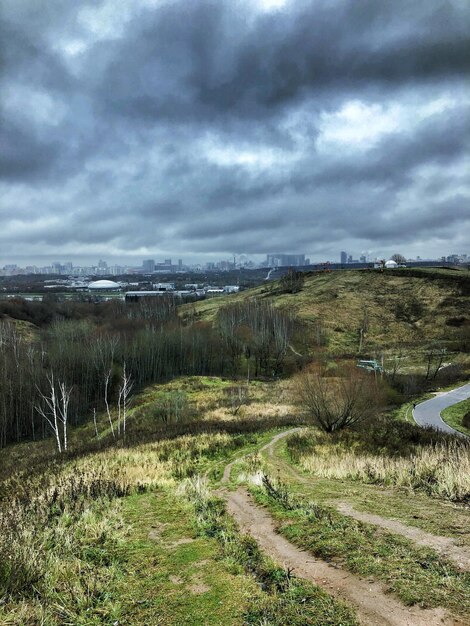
[
  {"left": 386, "top": 347, "right": 406, "bottom": 381},
  {"left": 217, "top": 300, "right": 294, "bottom": 377},
  {"left": 93, "top": 407, "right": 99, "bottom": 439},
  {"left": 104, "top": 369, "right": 115, "bottom": 438},
  {"left": 95, "top": 335, "right": 118, "bottom": 438},
  {"left": 224, "top": 385, "right": 249, "bottom": 415},
  {"left": 390, "top": 253, "right": 406, "bottom": 265},
  {"left": 279, "top": 268, "right": 305, "bottom": 294},
  {"left": 118, "top": 362, "right": 133, "bottom": 436},
  {"left": 35, "top": 372, "right": 72, "bottom": 452},
  {"left": 424, "top": 344, "right": 447, "bottom": 380},
  {"left": 292, "top": 364, "right": 382, "bottom": 432}
]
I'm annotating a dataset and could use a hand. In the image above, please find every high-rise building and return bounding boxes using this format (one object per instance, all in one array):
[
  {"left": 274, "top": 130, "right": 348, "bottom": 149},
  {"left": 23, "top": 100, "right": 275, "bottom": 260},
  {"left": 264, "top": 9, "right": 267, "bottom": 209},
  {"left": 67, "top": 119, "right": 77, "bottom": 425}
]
[
  {"left": 142, "top": 259, "right": 155, "bottom": 272},
  {"left": 340, "top": 251, "right": 347, "bottom": 264},
  {"left": 266, "top": 254, "right": 305, "bottom": 267}
]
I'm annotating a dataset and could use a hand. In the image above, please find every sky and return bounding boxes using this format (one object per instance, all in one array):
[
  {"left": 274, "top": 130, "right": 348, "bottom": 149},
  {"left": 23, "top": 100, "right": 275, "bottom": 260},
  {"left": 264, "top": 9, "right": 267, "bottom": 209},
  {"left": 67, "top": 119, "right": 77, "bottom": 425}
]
[{"left": 1, "top": 0, "right": 469, "bottom": 266}]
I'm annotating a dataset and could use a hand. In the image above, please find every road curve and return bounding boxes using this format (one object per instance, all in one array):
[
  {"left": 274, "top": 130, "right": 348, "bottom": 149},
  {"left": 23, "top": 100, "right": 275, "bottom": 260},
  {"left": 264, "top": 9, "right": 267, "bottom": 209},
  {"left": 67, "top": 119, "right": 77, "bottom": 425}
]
[{"left": 413, "top": 382, "right": 470, "bottom": 436}]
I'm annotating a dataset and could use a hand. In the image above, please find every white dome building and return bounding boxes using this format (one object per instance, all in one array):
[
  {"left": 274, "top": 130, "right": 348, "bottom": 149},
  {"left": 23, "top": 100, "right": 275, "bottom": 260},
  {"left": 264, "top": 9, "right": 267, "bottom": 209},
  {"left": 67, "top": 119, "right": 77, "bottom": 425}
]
[
  {"left": 384, "top": 259, "right": 398, "bottom": 269},
  {"left": 88, "top": 279, "right": 121, "bottom": 290}
]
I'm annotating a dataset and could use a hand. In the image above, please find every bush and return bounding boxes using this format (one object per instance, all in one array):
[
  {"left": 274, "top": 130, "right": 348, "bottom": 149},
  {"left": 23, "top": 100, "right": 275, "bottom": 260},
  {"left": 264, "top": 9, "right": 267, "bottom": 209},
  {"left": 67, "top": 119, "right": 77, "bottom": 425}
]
[
  {"left": 292, "top": 363, "right": 384, "bottom": 432},
  {"left": 149, "top": 391, "right": 193, "bottom": 424},
  {"left": 279, "top": 269, "right": 305, "bottom": 294}
]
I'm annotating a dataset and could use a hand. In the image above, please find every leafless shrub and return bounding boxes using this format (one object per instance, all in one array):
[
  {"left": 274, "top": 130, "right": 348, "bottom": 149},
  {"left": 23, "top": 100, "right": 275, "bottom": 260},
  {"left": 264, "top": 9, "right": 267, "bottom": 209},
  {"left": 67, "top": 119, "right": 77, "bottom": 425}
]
[
  {"left": 223, "top": 385, "right": 249, "bottom": 415},
  {"left": 292, "top": 364, "right": 383, "bottom": 432}
]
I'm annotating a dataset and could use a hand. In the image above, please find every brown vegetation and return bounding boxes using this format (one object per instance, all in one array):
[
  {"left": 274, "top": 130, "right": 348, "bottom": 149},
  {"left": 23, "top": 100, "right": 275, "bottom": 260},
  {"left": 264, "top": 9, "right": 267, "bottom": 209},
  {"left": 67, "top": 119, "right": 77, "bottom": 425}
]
[{"left": 292, "top": 364, "right": 384, "bottom": 432}]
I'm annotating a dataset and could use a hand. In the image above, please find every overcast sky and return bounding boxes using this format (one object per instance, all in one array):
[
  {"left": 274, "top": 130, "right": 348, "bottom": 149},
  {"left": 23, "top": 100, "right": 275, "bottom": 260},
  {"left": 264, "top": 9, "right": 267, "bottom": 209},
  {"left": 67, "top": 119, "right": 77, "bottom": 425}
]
[{"left": 1, "top": 0, "right": 469, "bottom": 266}]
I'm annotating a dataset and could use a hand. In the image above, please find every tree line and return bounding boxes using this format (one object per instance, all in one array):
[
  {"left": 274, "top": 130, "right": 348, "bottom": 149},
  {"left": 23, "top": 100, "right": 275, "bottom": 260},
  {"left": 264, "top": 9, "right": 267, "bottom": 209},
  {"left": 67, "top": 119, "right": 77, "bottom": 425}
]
[{"left": 0, "top": 297, "right": 296, "bottom": 448}]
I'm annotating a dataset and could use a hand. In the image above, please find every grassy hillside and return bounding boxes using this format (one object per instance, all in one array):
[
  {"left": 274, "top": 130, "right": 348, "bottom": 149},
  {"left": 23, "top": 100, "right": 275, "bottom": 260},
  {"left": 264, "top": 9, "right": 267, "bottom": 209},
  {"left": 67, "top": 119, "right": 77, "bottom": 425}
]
[
  {"left": 441, "top": 397, "right": 470, "bottom": 436},
  {"left": 0, "top": 316, "right": 38, "bottom": 341},
  {"left": 1, "top": 267, "right": 469, "bottom": 625},
  {"left": 181, "top": 268, "right": 470, "bottom": 355},
  {"left": 0, "top": 378, "right": 356, "bottom": 625},
  {"left": 1, "top": 375, "right": 469, "bottom": 625}
]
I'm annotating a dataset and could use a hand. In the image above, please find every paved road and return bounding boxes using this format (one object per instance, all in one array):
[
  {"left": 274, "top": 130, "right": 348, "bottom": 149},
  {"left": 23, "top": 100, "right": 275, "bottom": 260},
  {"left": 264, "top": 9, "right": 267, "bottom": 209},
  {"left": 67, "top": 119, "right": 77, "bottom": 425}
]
[{"left": 413, "top": 382, "right": 470, "bottom": 436}]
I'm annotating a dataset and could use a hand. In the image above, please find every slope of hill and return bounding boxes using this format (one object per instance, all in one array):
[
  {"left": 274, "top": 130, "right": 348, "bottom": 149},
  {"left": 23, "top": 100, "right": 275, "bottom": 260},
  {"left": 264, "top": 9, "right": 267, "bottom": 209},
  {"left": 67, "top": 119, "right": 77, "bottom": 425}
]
[
  {"left": 181, "top": 268, "right": 470, "bottom": 355},
  {"left": 1, "top": 268, "right": 469, "bottom": 625},
  {"left": 1, "top": 376, "right": 469, "bottom": 625}
]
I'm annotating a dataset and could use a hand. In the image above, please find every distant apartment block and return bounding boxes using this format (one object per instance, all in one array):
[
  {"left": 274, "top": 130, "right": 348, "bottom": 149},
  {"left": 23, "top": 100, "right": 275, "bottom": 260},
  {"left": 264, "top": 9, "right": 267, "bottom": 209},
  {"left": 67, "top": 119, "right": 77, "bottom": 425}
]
[
  {"left": 142, "top": 259, "right": 155, "bottom": 272},
  {"left": 266, "top": 254, "right": 306, "bottom": 267}
]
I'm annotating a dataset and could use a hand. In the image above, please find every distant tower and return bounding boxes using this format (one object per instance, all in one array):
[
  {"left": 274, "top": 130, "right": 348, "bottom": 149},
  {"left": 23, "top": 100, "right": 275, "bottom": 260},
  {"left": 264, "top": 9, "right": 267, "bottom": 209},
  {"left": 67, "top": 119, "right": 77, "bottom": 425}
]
[
  {"left": 142, "top": 259, "right": 155, "bottom": 272},
  {"left": 341, "top": 251, "right": 347, "bottom": 264}
]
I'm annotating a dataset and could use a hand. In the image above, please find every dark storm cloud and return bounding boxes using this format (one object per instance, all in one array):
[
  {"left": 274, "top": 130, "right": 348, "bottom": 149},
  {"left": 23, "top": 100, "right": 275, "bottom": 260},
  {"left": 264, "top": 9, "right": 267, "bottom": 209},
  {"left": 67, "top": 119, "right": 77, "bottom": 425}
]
[
  {"left": 348, "top": 194, "right": 470, "bottom": 246},
  {"left": 0, "top": 122, "right": 60, "bottom": 180},
  {"left": 90, "top": 0, "right": 470, "bottom": 123},
  {"left": 0, "top": 0, "right": 469, "bottom": 261}
]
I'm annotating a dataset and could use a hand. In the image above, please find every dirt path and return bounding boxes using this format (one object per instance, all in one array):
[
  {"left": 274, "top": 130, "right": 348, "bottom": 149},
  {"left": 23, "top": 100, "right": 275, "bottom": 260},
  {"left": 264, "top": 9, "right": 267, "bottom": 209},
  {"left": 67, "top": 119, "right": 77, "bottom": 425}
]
[
  {"left": 336, "top": 502, "right": 470, "bottom": 571},
  {"left": 226, "top": 488, "right": 460, "bottom": 626},
  {"left": 260, "top": 430, "right": 470, "bottom": 571},
  {"left": 221, "top": 427, "right": 301, "bottom": 484},
  {"left": 220, "top": 429, "right": 466, "bottom": 626}
]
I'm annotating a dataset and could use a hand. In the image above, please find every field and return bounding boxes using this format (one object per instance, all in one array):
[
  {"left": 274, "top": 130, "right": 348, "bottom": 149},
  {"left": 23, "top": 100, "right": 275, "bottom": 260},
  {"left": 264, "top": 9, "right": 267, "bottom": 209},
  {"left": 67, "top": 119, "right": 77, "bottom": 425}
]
[{"left": 0, "top": 379, "right": 359, "bottom": 625}]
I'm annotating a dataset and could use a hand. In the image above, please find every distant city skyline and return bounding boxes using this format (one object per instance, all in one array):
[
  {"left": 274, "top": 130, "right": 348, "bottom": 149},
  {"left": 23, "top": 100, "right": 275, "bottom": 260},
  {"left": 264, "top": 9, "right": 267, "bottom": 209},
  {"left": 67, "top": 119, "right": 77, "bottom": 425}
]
[
  {"left": 1, "top": 248, "right": 468, "bottom": 275},
  {"left": 1, "top": 245, "right": 469, "bottom": 269}
]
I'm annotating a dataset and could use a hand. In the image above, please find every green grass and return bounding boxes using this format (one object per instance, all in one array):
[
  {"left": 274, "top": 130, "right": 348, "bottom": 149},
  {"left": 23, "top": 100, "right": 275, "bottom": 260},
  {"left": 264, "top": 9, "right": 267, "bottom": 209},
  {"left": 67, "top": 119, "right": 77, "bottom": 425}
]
[
  {"left": 2, "top": 373, "right": 470, "bottom": 624},
  {"left": 3, "top": 422, "right": 355, "bottom": 625},
  {"left": 116, "top": 489, "right": 259, "bottom": 625},
  {"left": 0, "top": 375, "right": 297, "bottom": 484},
  {"left": 441, "top": 397, "right": 470, "bottom": 436},
  {"left": 253, "top": 476, "right": 470, "bottom": 617},
  {"left": 182, "top": 476, "right": 359, "bottom": 625},
  {"left": 0, "top": 468, "right": 129, "bottom": 625}
]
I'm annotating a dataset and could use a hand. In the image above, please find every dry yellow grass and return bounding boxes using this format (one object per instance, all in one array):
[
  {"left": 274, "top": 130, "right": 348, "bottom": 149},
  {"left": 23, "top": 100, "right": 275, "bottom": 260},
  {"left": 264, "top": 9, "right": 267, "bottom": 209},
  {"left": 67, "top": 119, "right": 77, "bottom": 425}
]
[
  {"left": 180, "top": 268, "right": 470, "bottom": 354},
  {"left": 294, "top": 438, "right": 470, "bottom": 501}
]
